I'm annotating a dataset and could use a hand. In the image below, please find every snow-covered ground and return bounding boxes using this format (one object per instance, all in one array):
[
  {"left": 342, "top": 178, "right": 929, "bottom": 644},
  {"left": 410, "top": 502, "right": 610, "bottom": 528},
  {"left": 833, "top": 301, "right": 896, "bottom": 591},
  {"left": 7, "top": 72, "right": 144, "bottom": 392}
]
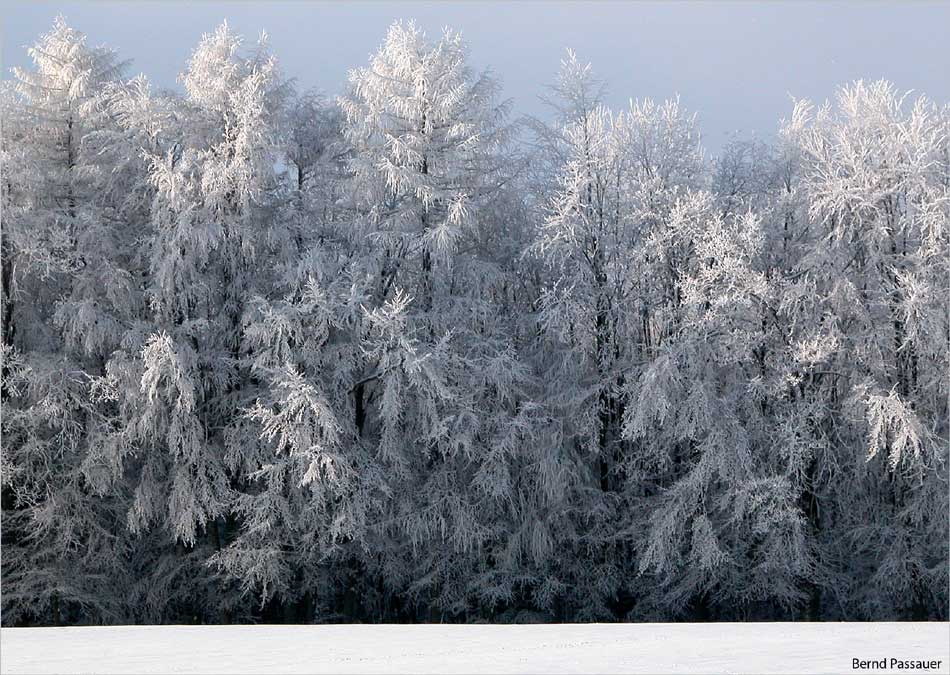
[{"left": 2, "top": 622, "right": 948, "bottom": 674}]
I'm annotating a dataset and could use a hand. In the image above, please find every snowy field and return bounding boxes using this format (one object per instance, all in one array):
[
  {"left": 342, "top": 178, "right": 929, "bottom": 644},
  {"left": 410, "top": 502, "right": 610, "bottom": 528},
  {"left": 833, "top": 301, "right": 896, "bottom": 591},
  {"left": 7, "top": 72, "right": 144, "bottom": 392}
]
[{"left": 2, "top": 622, "right": 948, "bottom": 674}]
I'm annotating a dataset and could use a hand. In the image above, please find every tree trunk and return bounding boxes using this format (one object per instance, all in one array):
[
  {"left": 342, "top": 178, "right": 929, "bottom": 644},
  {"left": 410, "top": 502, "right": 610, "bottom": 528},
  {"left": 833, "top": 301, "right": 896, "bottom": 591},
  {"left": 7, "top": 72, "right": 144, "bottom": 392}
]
[{"left": 50, "top": 593, "right": 61, "bottom": 626}]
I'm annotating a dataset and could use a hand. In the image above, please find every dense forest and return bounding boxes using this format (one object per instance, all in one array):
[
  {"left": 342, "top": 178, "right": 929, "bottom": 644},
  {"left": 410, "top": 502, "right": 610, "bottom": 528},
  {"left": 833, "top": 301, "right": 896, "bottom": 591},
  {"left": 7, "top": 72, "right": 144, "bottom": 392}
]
[{"left": 1, "top": 18, "right": 947, "bottom": 626}]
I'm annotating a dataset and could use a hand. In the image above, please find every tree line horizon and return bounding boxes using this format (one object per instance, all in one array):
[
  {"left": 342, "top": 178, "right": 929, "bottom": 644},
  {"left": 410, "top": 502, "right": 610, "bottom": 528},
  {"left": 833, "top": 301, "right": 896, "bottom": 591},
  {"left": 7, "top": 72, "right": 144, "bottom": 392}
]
[{"left": 1, "top": 17, "right": 947, "bottom": 626}]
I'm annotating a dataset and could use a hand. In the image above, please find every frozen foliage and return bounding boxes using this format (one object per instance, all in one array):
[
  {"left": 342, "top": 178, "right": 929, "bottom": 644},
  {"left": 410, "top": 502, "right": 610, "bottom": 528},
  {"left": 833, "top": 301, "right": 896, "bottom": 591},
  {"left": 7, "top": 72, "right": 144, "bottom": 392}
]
[{"left": 1, "top": 19, "right": 947, "bottom": 626}]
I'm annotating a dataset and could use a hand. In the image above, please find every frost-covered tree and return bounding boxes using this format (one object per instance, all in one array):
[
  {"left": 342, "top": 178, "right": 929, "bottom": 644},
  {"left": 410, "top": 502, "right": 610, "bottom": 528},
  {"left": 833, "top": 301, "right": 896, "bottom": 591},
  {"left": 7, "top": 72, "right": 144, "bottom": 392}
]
[
  {"left": 0, "top": 17, "right": 138, "bottom": 625},
  {"left": 339, "top": 20, "right": 513, "bottom": 311},
  {"left": 207, "top": 95, "right": 361, "bottom": 618},
  {"left": 524, "top": 49, "right": 607, "bottom": 207},
  {"left": 528, "top": 64, "right": 737, "bottom": 616},
  {"left": 81, "top": 22, "right": 293, "bottom": 622},
  {"left": 773, "top": 83, "right": 949, "bottom": 619},
  {"left": 535, "top": 98, "right": 706, "bottom": 492},
  {"left": 628, "top": 193, "right": 816, "bottom": 619},
  {"left": 329, "top": 21, "right": 549, "bottom": 619}
]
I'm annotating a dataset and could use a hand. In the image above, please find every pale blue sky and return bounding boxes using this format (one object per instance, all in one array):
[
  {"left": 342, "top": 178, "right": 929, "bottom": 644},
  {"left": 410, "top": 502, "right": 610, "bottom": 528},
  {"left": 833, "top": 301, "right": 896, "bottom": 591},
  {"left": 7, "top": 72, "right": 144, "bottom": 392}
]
[{"left": 3, "top": 1, "right": 948, "bottom": 152}]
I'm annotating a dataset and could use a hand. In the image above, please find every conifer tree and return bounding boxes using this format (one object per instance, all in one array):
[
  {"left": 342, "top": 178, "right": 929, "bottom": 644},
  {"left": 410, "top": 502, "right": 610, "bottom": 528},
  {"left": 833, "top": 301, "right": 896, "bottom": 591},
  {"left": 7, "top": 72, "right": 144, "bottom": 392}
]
[{"left": 1, "top": 18, "right": 137, "bottom": 625}]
